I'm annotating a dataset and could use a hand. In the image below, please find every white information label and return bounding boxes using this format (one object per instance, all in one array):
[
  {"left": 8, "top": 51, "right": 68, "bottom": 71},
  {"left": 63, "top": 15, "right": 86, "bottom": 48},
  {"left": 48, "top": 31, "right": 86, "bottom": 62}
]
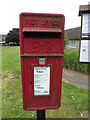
[
  {"left": 82, "top": 13, "right": 90, "bottom": 38},
  {"left": 79, "top": 40, "right": 90, "bottom": 62},
  {"left": 34, "top": 66, "right": 50, "bottom": 95}
]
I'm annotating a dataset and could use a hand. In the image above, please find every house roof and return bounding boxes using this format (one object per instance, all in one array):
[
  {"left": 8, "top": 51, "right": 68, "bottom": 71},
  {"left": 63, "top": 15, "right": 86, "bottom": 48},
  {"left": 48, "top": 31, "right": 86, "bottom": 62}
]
[{"left": 65, "top": 27, "right": 81, "bottom": 40}]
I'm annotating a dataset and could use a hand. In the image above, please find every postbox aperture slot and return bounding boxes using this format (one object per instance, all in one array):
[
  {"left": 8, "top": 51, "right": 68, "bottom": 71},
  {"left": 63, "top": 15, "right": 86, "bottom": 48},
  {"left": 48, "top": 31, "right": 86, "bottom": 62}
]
[{"left": 23, "top": 32, "right": 60, "bottom": 38}]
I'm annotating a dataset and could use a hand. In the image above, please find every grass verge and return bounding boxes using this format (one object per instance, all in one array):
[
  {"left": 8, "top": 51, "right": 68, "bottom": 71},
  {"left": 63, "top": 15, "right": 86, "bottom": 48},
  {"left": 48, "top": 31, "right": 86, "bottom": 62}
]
[
  {"left": 2, "top": 73, "right": 88, "bottom": 118},
  {"left": 2, "top": 46, "right": 20, "bottom": 74}
]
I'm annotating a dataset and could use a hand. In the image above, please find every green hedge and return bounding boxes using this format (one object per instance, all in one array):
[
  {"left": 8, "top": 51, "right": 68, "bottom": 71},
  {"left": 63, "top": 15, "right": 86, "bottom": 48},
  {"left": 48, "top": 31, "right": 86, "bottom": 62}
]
[{"left": 63, "top": 50, "right": 88, "bottom": 74}]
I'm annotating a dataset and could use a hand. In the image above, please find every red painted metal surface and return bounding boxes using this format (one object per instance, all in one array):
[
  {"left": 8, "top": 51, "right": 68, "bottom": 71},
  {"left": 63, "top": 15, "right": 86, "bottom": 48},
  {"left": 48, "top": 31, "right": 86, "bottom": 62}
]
[{"left": 20, "top": 12, "right": 65, "bottom": 111}]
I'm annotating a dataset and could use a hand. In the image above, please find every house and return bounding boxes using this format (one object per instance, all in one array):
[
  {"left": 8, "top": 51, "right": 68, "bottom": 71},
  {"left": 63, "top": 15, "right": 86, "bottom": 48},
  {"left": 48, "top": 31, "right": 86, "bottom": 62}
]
[
  {"left": 65, "top": 27, "right": 81, "bottom": 50},
  {"left": 0, "top": 34, "right": 6, "bottom": 46}
]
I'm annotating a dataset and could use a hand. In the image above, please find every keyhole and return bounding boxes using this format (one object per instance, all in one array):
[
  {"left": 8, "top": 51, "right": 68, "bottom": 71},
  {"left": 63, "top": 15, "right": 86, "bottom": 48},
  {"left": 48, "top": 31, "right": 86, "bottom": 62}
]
[{"left": 30, "top": 82, "right": 32, "bottom": 85}]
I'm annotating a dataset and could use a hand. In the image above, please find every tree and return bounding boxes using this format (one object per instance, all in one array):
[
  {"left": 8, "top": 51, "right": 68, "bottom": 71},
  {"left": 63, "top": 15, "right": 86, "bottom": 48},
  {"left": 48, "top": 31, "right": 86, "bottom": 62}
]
[{"left": 5, "top": 28, "right": 19, "bottom": 46}]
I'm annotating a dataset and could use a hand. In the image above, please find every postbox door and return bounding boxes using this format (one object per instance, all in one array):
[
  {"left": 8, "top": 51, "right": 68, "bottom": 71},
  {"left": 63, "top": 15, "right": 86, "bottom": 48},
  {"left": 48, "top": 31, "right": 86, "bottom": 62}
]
[{"left": 21, "top": 56, "right": 62, "bottom": 110}]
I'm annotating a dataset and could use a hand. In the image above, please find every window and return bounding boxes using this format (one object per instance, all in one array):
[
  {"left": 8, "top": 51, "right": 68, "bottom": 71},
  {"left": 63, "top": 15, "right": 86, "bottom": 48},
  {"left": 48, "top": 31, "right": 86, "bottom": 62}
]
[{"left": 69, "top": 40, "right": 76, "bottom": 48}]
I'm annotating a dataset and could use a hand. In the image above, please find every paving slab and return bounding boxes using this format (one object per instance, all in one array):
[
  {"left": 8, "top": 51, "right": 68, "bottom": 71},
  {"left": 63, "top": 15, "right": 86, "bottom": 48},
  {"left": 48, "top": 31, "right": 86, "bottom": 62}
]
[{"left": 62, "top": 68, "right": 89, "bottom": 89}]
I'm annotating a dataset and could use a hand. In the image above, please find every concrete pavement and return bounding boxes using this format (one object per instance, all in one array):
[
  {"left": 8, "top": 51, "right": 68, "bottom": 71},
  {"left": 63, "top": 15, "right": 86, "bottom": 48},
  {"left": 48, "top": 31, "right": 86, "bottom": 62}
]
[{"left": 62, "top": 68, "right": 89, "bottom": 89}]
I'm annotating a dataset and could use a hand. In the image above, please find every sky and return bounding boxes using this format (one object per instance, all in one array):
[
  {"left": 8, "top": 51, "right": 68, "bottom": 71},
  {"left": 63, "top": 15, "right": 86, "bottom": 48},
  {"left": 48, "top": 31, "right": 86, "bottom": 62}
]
[{"left": 0, "top": 0, "right": 89, "bottom": 34}]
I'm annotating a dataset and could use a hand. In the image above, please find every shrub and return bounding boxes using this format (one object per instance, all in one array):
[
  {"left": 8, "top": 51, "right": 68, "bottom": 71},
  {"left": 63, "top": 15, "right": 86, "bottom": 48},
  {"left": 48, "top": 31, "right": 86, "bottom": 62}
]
[{"left": 63, "top": 50, "right": 88, "bottom": 74}]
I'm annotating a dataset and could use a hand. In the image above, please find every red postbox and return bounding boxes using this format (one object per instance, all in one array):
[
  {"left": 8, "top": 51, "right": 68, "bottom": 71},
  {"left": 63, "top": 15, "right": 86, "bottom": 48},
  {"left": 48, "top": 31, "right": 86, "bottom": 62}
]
[{"left": 20, "top": 13, "right": 65, "bottom": 111}]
